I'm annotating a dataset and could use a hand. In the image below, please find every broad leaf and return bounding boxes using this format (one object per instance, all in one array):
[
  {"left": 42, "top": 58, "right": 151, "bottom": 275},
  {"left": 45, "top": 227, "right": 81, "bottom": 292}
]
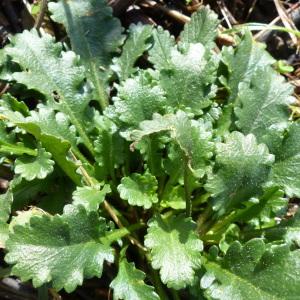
[
  {"left": 49, "top": 0, "right": 124, "bottom": 107},
  {"left": 49, "top": 0, "right": 123, "bottom": 67},
  {"left": 235, "top": 67, "right": 294, "bottom": 141},
  {"left": 110, "top": 256, "right": 159, "bottom": 300},
  {"left": 15, "top": 148, "right": 54, "bottom": 181},
  {"left": 159, "top": 43, "right": 218, "bottom": 115},
  {"left": 3, "top": 30, "right": 94, "bottom": 155},
  {"left": 131, "top": 111, "right": 213, "bottom": 178},
  {"left": 5, "top": 205, "right": 114, "bottom": 292},
  {"left": 0, "top": 190, "right": 13, "bottom": 248},
  {"left": 109, "top": 73, "right": 166, "bottom": 127},
  {"left": 118, "top": 173, "right": 158, "bottom": 209},
  {"left": 144, "top": 214, "right": 203, "bottom": 289},
  {"left": 180, "top": 6, "right": 219, "bottom": 49},
  {"left": 72, "top": 184, "right": 111, "bottom": 212},
  {"left": 149, "top": 26, "right": 176, "bottom": 70},
  {"left": 205, "top": 132, "right": 274, "bottom": 216},
  {"left": 0, "top": 101, "right": 82, "bottom": 184},
  {"left": 112, "top": 24, "right": 153, "bottom": 80},
  {"left": 222, "top": 32, "right": 275, "bottom": 102},
  {"left": 202, "top": 239, "right": 300, "bottom": 300},
  {"left": 269, "top": 123, "right": 300, "bottom": 197}
]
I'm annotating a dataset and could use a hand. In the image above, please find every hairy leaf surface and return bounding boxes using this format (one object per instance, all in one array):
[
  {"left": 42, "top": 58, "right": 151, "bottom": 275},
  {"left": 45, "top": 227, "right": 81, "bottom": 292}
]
[
  {"left": 112, "top": 24, "right": 153, "bottom": 80},
  {"left": 144, "top": 214, "right": 203, "bottom": 289},
  {"left": 118, "top": 173, "right": 158, "bottom": 209},
  {"left": 202, "top": 239, "right": 300, "bottom": 300},
  {"left": 110, "top": 256, "right": 159, "bottom": 300},
  {"left": 5, "top": 205, "right": 114, "bottom": 292},
  {"left": 205, "top": 132, "right": 274, "bottom": 215}
]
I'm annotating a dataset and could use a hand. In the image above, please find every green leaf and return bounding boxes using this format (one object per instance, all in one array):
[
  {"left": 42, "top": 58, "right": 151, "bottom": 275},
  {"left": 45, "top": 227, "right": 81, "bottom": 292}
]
[
  {"left": 0, "top": 102, "right": 82, "bottom": 185},
  {"left": 118, "top": 173, "right": 158, "bottom": 209},
  {"left": 72, "top": 184, "right": 111, "bottom": 211},
  {"left": 269, "top": 123, "right": 300, "bottom": 197},
  {"left": 160, "top": 185, "right": 186, "bottom": 210},
  {"left": 15, "top": 148, "right": 54, "bottom": 181},
  {"left": 222, "top": 31, "right": 275, "bottom": 103},
  {"left": 4, "top": 30, "right": 94, "bottom": 155},
  {"left": 0, "top": 190, "right": 13, "bottom": 248},
  {"left": 109, "top": 73, "right": 166, "bottom": 127},
  {"left": 205, "top": 132, "right": 274, "bottom": 216},
  {"left": 5, "top": 205, "right": 114, "bottom": 292},
  {"left": 180, "top": 6, "right": 219, "bottom": 49},
  {"left": 131, "top": 111, "right": 214, "bottom": 178},
  {"left": 159, "top": 43, "right": 218, "bottom": 115},
  {"left": 93, "top": 115, "right": 124, "bottom": 181},
  {"left": 202, "top": 239, "right": 300, "bottom": 300},
  {"left": 49, "top": 0, "right": 123, "bottom": 68},
  {"left": 0, "top": 120, "right": 36, "bottom": 156},
  {"left": 112, "top": 24, "right": 153, "bottom": 80},
  {"left": 262, "top": 210, "right": 300, "bottom": 247},
  {"left": 144, "top": 214, "right": 203, "bottom": 289},
  {"left": 49, "top": 0, "right": 123, "bottom": 108},
  {"left": 110, "top": 256, "right": 159, "bottom": 300},
  {"left": 148, "top": 26, "right": 176, "bottom": 70},
  {"left": 235, "top": 67, "right": 294, "bottom": 141}
]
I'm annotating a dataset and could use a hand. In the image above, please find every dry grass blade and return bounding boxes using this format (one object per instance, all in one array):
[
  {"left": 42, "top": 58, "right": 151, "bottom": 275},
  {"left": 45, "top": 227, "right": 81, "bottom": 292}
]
[
  {"left": 254, "top": 2, "right": 300, "bottom": 41},
  {"left": 273, "top": 0, "right": 298, "bottom": 46}
]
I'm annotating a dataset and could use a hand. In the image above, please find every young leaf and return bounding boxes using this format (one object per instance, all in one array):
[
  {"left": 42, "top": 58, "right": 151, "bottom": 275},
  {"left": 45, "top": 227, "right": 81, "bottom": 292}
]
[
  {"left": 144, "top": 214, "right": 203, "bottom": 289},
  {"left": 269, "top": 123, "right": 300, "bottom": 197},
  {"left": 159, "top": 43, "right": 218, "bottom": 115},
  {"left": 15, "top": 148, "right": 54, "bottom": 181},
  {"left": 3, "top": 30, "right": 94, "bottom": 155},
  {"left": 202, "top": 239, "right": 300, "bottom": 300},
  {"left": 109, "top": 73, "right": 166, "bottom": 127},
  {"left": 205, "top": 132, "right": 274, "bottom": 216},
  {"left": 131, "top": 111, "right": 213, "bottom": 178},
  {"left": 148, "top": 26, "right": 176, "bottom": 70},
  {"left": 72, "top": 184, "right": 111, "bottom": 212},
  {"left": 49, "top": 0, "right": 124, "bottom": 108},
  {"left": 118, "top": 173, "right": 158, "bottom": 209},
  {"left": 179, "top": 6, "right": 219, "bottom": 49},
  {"left": 0, "top": 190, "right": 13, "bottom": 248},
  {"left": 222, "top": 32, "right": 275, "bottom": 103},
  {"left": 112, "top": 24, "right": 153, "bottom": 80},
  {"left": 235, "top": 67, "right": 294, "bottom": 141},
  {"left": 5, "top": 205, "right": 114, "bottom": 292},
  {"left": 110, "top": 256, "right": 159, "bottom": 300}
]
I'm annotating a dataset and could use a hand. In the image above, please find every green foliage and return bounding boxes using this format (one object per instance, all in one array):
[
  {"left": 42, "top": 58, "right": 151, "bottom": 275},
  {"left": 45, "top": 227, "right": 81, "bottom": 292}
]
[
  {"left": 110, "top": 254, "right": 159, "bottom": 300},
  {"left": 5, "top": 205, "right": 114, "bottom": 292},
  {"left": 0, "top": 3, "right": 299, "bottom": 299},
  {"left": 145, "top": 214, "right": 203, "bottom": 289},
  {"left": 118, "top": 172, "right": 158, "bottom": 209},
  {"left": 202, "top": 239, "right": 300, "bottom": 300}
]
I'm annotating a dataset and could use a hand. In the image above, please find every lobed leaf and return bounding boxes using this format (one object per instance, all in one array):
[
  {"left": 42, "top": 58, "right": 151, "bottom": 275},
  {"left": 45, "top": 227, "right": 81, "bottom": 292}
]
[
  {"left": 112, "top": 24, "right": 153, "bottom": 80},
  {"left": 144, "top": 214, "right": 203, "bottom": 289},
  {"left": 110, "top": 256, "right": 159, "bottom": 300},
  {"left": 202, "top": 239, "right": 300, "bottom": 300},
  {"left": 118, "top": 173, "right": 158, "bottom": 209},
  {"left": 72, "top": 184, "right": 111, "bottom": 212},
  {"left": 180, "top": 6, "right": 219, "bottom": 49},
  {"left": 15, "top": 148, "right": 54, "bottom": 181},
  {"left": 205, "top": 132, "right": 274, "bottom": 216},
  {"left": 5, "top": 205, "right": 114, "bottom": 292},
  {"left": 0, "top": 190, "right": 13, "bottom": 248}
]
